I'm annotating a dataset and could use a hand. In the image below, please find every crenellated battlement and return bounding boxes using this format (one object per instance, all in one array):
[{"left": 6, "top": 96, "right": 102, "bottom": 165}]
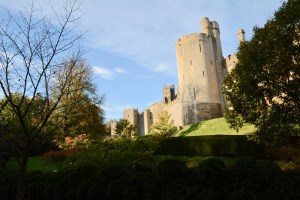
[{"left": 165, "top": 97, "right": 180, "bottom": 108}]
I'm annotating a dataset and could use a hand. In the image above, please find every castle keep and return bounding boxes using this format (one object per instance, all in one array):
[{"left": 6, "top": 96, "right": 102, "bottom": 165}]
[{"left": 122, "top": 17, "right": 243, "bottom": 136}]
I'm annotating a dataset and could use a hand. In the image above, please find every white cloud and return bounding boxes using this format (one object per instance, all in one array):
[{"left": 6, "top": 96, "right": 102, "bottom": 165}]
[
  {"left": 93, "top": 66, "right": 114, "bottom": 79},
  {"left": 93, "top": 66, "right": 128, "bottom": 79}
]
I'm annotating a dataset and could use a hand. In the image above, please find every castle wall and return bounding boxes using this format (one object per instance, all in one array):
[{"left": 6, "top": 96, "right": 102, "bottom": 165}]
[
  {"left": 165, "top": 98, "right": 183, "bottom": 127},
  {"left": 123, "top": 108, "right": 139, "bottom": 134},
  {"left": 149, "top": 101, "right": 165, "bottom": 125},
  {"left": 138, "top": 112, "right": 145, "bottom": 136},
  {"left": 143, "top": 109, "right": 151, "bottom": 134},
  {"left": 225, "top": 54, "right": 238, "bottom": 73}
]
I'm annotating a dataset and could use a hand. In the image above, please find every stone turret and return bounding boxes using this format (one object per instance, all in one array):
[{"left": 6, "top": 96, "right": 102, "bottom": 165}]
[
  {"left": 237, "top": 29, "right": 245, "bottom": 43},
  {"left": 201, "top": 17, "right": 212, "bottom": 36},
  {"left": 163, "top": 85, "right": 176, "bottom": 104}
]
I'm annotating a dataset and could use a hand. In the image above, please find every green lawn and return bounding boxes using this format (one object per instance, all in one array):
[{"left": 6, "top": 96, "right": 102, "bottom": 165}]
[
  {"left": 176, "top": 117, "right": 256, "bottom": 136},
  {"left": 4, "top": 157, "right": 59, "bottom": 173}
]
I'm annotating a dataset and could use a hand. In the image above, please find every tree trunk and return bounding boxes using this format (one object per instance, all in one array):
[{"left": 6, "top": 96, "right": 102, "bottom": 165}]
[{"left": 17, "top": 157, "right": 28, "bottom": 200}]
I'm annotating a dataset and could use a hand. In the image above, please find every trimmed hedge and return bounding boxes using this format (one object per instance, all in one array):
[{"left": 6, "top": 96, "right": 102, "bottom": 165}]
[
  {"left": 155, "top": 135, "right": 272, "bottom": 158},
  {"left": 1, "top": 158, "right": 300, "bottom": 200}
]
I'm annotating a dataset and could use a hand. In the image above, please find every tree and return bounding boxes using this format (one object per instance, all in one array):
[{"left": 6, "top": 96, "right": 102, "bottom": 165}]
[
  {"left": 114, "top": 119, "right": 136, "bottom": 138},
  {"left": 150, "top": 111, "right": 176, "bottom": 137},
  {"left": 0, "top": 1, "right": 83, "bottom": 199},
  {"left": 53, "top": 59, "right": 106, "bottom": 149},
  {"left": 223, "top": 0, "right": 300, "bottom": 146}
]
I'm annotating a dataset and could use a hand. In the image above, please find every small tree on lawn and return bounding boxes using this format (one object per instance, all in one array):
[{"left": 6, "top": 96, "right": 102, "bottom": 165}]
[{"left": 150, "top": 111, "right": 176, "bottom": 137}]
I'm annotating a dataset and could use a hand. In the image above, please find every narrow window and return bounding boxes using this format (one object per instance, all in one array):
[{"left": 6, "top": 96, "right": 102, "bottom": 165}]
[
  {"left": 199, "top": 44, "right": 201, "bottom": 52},
  {"left": 203, "top": 71, "right": 205, "bottom": 76},
  {"left": 210, "top": 60, "right": 213, "bottom": 66},
  {"left": 190, "top": 59, "right": 192, "bottom": 65},
  {"left": 193, "top": 88, "right": 196, "bottom": 100}
]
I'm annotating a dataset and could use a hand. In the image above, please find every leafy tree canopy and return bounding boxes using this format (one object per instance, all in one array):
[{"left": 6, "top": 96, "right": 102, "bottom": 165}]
[
  {"left": 53, "top": 59, "right": 106, "bottom": 148},
  {"left": 223, "top": 0, "right": 300, "bottom": 146}
]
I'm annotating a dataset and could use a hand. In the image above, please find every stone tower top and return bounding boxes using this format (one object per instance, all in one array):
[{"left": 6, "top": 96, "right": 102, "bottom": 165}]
[
  {"left": 211, "top": 21, "right": 220, "bottom": 34},
  {"left": 201, "top": 17, "right": 212, "bottom": 35},
  {"left": 237, "top": 29, "right": 245, "bottom": 43}
]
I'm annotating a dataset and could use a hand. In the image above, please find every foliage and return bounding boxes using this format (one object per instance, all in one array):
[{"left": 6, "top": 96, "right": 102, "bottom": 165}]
[
  {"left": 66, "top": 136, "right": 162, "bottom": 168},
  {"left": 155, "top": 135, "right": 273, "bottom": 158},
  {"left": 53, "top": 59, "right": 106, "bottom": 148},
  {"left": 0, "top": 94, "right": 54, "bottom": 154},
  {"left": 55, "top": 134, "right": 90, "bottom": 150},
  {"left": 223, "top": 0, "right": 300, "bottom": 146},
  {"left": 150, "top": 111, "right": 176, "bottom": 137},
  {"left": 114, "top": 119, "right": 136, "bottom": 138}
]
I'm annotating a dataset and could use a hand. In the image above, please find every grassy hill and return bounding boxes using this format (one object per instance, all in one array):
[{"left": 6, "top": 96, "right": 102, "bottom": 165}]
[{"left": 176, "top": 117, "right": 256, "bottom": 136}]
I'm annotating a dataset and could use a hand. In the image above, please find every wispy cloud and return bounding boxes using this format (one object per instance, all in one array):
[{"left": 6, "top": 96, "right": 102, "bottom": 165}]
[
  {"left": 93, "top": 66, "right": 114, "bottom": 79},
  {"left": 93, "top": 66, "right": 128, "bottom": 79}
]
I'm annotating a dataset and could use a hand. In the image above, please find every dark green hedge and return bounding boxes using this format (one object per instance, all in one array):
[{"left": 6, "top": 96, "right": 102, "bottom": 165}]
[
  {"left": 1, "top": 158, "right": 300, "bottom": 200},
  {"left": 155, "top": 135, "right": 272, "bottom": 158}
]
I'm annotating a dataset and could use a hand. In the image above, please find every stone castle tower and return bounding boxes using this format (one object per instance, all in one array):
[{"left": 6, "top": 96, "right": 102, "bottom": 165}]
[
  {"left": 115, "top": 17, "right": 244, "bottom": 136},
  {"left": 176, "top": 17, "right": 226, "bottom": 125}
]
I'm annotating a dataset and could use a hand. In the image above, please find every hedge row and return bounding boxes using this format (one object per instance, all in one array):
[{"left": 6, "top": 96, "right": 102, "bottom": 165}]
[
  {"left": 155, "top": 135, "right": 283, "bottom": 158},
  {"left": 1, "top": 157, "right": 300, "bottom": 200}
]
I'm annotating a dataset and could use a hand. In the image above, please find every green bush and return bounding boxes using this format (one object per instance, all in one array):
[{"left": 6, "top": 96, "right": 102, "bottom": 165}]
[
  {"left": 0, "top": 170, "right": 18, "bottom": 200},
  {"left": 1, "top": 159, "right": 300, "bottom": 200},
  {"left": 155, "top": 135, "right": 271, "bottom": 158},
  {"left": 186, "top": 158, "right": 230, "bottom": 200},
  {"left": 229, "top": 157, "right": 285, "bottom": 200},
  {"left": 68, "top": 136, "right": 161, "bottom": 168}
]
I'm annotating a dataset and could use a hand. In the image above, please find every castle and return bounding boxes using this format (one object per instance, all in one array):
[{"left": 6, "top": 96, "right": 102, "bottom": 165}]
[{"left": 113, "top": 17, "right": 244, "bottom": 136}]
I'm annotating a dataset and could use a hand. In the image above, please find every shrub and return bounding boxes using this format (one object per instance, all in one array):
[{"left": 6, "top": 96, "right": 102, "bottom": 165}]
[
  {"left": 155, "top": 135, "right": 271, "bottom": 158},
  {"left": 186, "top": 158, "right": 229, "bottom": 199},
  {"left": 0, "top": 170, "right": 18, "bottom": 200},
  {"left": 229, "top": 157, "right": 286, "bottom": 199}
]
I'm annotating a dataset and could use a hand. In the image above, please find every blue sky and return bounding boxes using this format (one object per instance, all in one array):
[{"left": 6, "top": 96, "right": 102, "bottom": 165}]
[{"left": 0, "top": 0, "right": 283, "bottom": 121}]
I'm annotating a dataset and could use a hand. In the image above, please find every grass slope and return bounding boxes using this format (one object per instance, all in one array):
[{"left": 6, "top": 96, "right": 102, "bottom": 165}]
[
  {"left": 5, "top": 157, "right": 59, "bottom": 173},
  {"left": 176, "top": 117, "right": 255, "bottom": 136}
]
